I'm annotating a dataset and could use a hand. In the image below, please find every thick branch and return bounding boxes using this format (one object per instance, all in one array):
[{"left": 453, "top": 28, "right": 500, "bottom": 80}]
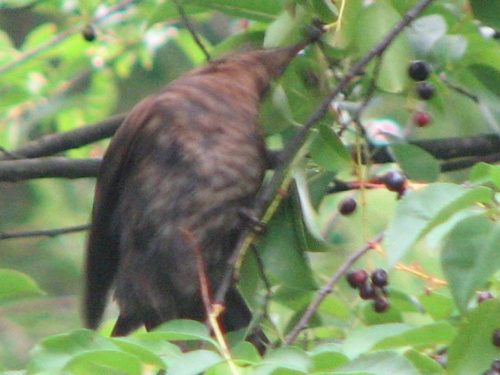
[
  {"left": 1, "top": 114, "right": 124, "bottom": 160},
  {"left": 1, "top": 135, "right": 497, "bottom": 182},
  {"left": 369, "top": 134, "right": 500, "bottom": 163},
  {"left": 0, "top": 157, "right": 100, "bottom": 182}
]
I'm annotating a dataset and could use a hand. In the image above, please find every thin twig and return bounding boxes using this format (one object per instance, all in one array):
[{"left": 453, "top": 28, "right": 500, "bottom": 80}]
[
  {"left": 172, "top": 0, "right": 211, "bottom": 61},
  {"left": 183, "top": 228, "right": 238, "bottom": 375},
  {"left": 0, "top": 0, "right": 136, "bottom": 77},
  {"left": 284, "top": 232, "right": 384, "bottom": 345},
  {"left": 214, "top": 0, "right": 436, "bottom": 307},
  {"left": 0, "top": 224, "right": 90, "bottom": 240}
]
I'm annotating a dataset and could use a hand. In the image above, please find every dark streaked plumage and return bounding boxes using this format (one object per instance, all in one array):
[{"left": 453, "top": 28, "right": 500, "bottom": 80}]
[{"left": 83, "top": 42, "right": 307, "bottom": 342}]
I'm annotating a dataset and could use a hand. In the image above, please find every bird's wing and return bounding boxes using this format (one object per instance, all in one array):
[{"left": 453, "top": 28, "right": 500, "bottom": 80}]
[{"left": 83, "top": 96, "right": 162, "bottom": 329}]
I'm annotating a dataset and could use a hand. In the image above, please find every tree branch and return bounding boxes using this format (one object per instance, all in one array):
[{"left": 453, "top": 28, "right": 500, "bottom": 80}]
[
  {"left": 284, "top": 232, "right": 384, "bottom": 345},
  {"left": 0, "top": 224, "right": 90, "bottom": 240},
  {"left": 0, "top": 157, "right": 100, "bottom": 182},
  {"left": 172, "top": 0, "right": 211, "bottom": 61},
  {"left": 369, "top": 134, "right": 500, "bottom": 163},
  {"left": 1, "top": 114, "right": 124, "bottom": 160},
  {"left": 1, "top": 134, "right": 497, "bottom": 182}
]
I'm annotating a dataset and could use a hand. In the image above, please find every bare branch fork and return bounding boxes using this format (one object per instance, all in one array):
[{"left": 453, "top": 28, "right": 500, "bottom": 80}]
[{"left": 213, "top": 0, "right": 436, "bottom": 332}]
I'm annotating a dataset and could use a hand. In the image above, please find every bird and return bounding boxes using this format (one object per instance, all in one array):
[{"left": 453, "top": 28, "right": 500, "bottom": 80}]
[{"left": 83, "top": 37, "right": 316, "bottom": 348}]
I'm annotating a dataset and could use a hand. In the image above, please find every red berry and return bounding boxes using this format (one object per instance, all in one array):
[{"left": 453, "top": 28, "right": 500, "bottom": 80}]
[
  {"left": 478, "top": 291, "right": 494, "bottom": 303},
  {"left": 492, "top": 329, "right": 500, "bottom": 347},
  {"left": 371, "top": 268, "right": 389, "bottom": 287},
  {"left": 346, "top": 270, "right": 368, "bottom": 289},
  {"left": 339, "top": 198, "right": 357, "bottom": 216},
  {"left": 412, "top": 111, "right": 432, "bottom": 127},
  {"left": 373, "top": 297, "right": 390, "bottom": 313}
]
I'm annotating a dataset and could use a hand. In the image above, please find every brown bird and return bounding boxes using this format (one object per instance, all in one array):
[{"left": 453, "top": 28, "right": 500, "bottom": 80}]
[{"left": 83, "top": 39, "right": 313, "bottom": 346}]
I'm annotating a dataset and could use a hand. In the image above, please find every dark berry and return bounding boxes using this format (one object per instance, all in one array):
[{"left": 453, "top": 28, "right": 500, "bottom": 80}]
[
  {"left": 82, "top": 25, "right": 96, "bottom": 42},
  {"left": 416, "top": 82, "right": 436, "bottom": 100},
  {"left": 373, "top": 297, "right": 390, "bottom": 313},
  {"left": 359, "top": 282, "right": 376, "bottom": 300},
  {"left": 491, "top": 360, "right": 500, "bottom": 371},
  {"left": 346, "top": 270, "right": 368, "bottom": 289},
  {"left": 380, "top": 171, "right": 407, "bottom": 193},
  {"left": 412, "top": 111, "right": 432, "bottom": 127},
  {"left": 478, "top": 291, "right": 494, "bottom": 303},
  {"left": 408, "top": 60, "right": 432, "bottom": 81},
  {"left": 492, "top": 329, "right": 500, "bottom": 347},
  {"left": 339, "top": 198, "right": 357, "bottom": 216},
  {"left": 371, "top": 268, "right": 389, "bottom": 287}
]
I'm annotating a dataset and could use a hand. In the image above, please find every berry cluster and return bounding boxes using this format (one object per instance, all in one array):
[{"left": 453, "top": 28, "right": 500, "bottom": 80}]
[
  {"left": 408, "top": 60, "right": 434, "bottom": 127},
  {"left": 346, "top": 268, "right": 390, "bottom": 313},
  {"left": 482, "top": 359, "right": 500, "bottom": 375}
]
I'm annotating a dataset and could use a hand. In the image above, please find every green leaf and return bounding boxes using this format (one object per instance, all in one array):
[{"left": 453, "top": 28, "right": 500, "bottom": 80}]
[
  {"left": 407, "top": 14, "right": 447, "bottom": 57},
  {"left": 343, "top": 323, "right": 413, "bottom": 358},
  {"left": 310, "top": 124, "right": 353, "bottom": 172},
  {"left": 111, "top": 338, "right": 165, "bottom": 369},
  {"left": 405, "top": 349, "right": 446, "bottom": 375},
  {"left": 310, "top": 347, "right": 348, "bottom": 372},
  {"left": 418, "top": 292, "right": 455, "bottom": 321},
  {"left": 448, "top": 299, "right": 500, "bottom": 375},
  {"left": 384, "top": 183, "right": 494, "bottom": 267},
  {"left": 337, "top": 351, "right": 419, "bottom": 375},
  {"left": 469, "top": 162, "right": 500, "bottom": 189},
  {"left": 167, "top": 350, "right": 223, "bottom": 375},
  {"left": 140, "top": 320, "right": 216, "bottom": 345},
  {"left": 185, "top": 0, "right": 282, "bottom": 22},
  {"left": 27, "top": 330, "right": 117, "bottom": 373},
  {"left": 442, "top": 215, "right": 500, "bottom": 312},
  {"left": 0, "top": 269, "right": 44, "bottom": 303},
  {"left": 254, "top": 347, "right": 312, "bottom": 375},
  {"left": 355, "top": 2, "right": 411, "bottom": 92},
  {"left": 431, "top": 35, "right": 467, "bottom": 63},
  {"left": 21, "top": 23, "right": 57, "bottom": 51},
  {"left": 374, "top": 322, "right": 455, "bottom": 350},
  {"left": 63, "top": 350, "right": 143, "bottom": 375},
  {"left": 470, "top": 0, "right": 500, "bottom": 30},
  {"left": 390, "top": 144, "right": 440, "bottom": 182},
  {"left": 263, "top": 4, "right": 316, "bottom": 48},
  {"left": 252, "top": 195, "right": 317, "bottom": 292},
  {"left": 469, "top": 64, "right": 500, "bottom": 98}
]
